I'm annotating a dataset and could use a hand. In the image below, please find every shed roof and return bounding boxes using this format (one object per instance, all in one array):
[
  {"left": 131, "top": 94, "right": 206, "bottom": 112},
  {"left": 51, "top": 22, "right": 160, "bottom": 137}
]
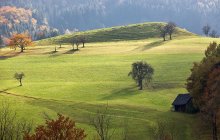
[{"left": 172, "top": 94, "right": 192, "bottom": 106}]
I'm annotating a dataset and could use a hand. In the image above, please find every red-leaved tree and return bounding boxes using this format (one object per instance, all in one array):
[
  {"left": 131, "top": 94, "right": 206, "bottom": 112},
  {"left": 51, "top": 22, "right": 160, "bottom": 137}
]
[
  {"left": 8, "top": 33, "right": 32, "bottom": 52},
  {"left": 24, "top": 114, "right": 86, "bottom": 140}
]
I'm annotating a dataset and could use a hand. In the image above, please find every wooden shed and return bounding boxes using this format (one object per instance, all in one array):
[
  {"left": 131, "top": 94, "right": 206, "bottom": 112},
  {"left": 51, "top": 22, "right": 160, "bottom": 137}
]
[{"left": 172, "top": 94, "right": 193, "bottom": 113}]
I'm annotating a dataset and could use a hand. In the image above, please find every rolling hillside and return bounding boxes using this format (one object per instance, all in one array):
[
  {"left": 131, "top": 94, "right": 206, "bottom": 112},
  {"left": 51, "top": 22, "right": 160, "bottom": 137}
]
[
  {"left": 37, "top": 22, "right": 195, "bottom": 45},
  {"left": 0, "top": 23, "right": 219, "bottom": 140}
]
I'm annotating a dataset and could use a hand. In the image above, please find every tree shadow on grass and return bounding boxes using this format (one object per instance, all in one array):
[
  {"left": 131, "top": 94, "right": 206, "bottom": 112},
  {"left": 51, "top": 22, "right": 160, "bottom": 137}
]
[
  {"left": 42, "top": 50, "right": 58, "bottom": 55},
  {"left": 102, "top": 86, "right": 139, "bottom": 100},
  {"left": 0, "top": 86, "right": 20, "bottom": 93},
  {"left": 141, "top": 40, "right": 166, "bottom": 51},
  {"left": 64, "top": 49, "right": 79, "bottom": 54},
  {"left": 48, "top": 51, "right": 63, "bottom": 58},
  {"left": 147, "top": 82, "right": 185, "bottom": 91},
  {"left": 50, "top": 51, "right": 58, "bottom": 54},
  {"left": 0, "top": 51, "right": 22, "bottom": 60}
]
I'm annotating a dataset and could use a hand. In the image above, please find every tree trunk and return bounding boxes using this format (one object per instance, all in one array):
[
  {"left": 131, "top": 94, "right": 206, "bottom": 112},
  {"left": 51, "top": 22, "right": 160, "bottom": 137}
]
[
  {"left": 59, "top": 44, "right": 61, "bottom": 48},
  {"left": 138, "top": 80, "right": 143, "bottom": 90},
  {"left": 163, "top": 36, "right": 166, "bottom": 41},
  {"left": 20, "top": 45, "right": 24, "bottom": 52},
  {"left": 76, "top": 45, "right": 79, "bottom": 50},
  {"left": 82, "top": 42, "right": 85, "bottom": 48},
  {"left": 212, "top": 113, "right": 218, "bottom": 140},
  {"left": 19, "top": 79, "right": 22, "bottom": 86},
  {"left": 72, "top": 44, "right": 74, "bottom": 50},
  {"left": 170, "top": 34, "right": 172, "bottom": 40}
]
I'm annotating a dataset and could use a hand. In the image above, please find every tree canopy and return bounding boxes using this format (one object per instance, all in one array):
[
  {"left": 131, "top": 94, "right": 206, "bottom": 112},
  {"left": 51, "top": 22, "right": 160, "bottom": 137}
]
[
  {"left": 186, "top": 42, "right": 220, "bottom": 140},
  {"left": 14, "top": 72, "right": 25, "bottom": 86},
  {"left": 158, "top": 22, "right": 176, "bottom": 41},
  {"left": 158, "top": 25, "right": 168, "bottom": 41},
  {"left": 166, "top": 22, "right": 176, "bottom": 40},
  {"left": 203, "top": 25, "right": 211, "bottom": 36},
  {"left": 24, "top": 114, "right": 86, "bottom": 140},
  {"left": 128, "top": 61, "right": 154, "bottom": 90},
  {"left": 79, "top": 36, "right": 86, "bottom": 48},
  {"left": 187, "top": 42, "right": 220, "bottom": 107},
  {"left": 8, "top": 33, "right": 32, "bottom": 52}
]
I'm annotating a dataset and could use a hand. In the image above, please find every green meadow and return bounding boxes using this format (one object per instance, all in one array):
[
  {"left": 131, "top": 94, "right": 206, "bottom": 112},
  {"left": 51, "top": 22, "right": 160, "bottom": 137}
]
[{"left": 1, "top": 23, "right": 220, "bottom": 140}]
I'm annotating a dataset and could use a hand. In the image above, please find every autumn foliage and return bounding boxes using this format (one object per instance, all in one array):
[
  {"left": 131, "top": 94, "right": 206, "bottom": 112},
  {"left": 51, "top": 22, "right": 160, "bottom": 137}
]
[
  {"left": 202, "top": 67, "right": 220, "bottom": 140},
  {"left": 187, "top": 42, "right": 220, "bottom": 139},
  {"left": 8, "top": 33, "right": 32, "bottom": 52},
  {"left": 0, "top": 6, "right": 58, "bottom": 40},
  {"left": 24, "top": 114, "right": 86, "bottom": 140},
  {"left": 187, "top": 42, "right": 220, "bottom": 107}
]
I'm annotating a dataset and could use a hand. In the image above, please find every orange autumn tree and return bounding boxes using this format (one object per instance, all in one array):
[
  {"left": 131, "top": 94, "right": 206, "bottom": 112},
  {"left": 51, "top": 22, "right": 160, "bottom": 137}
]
[
  {"left": 24, "top": 114, "right": 87, "bottom": 140},
  {"left": 8, "top": 33, "right": 32, "bottom": 52}
]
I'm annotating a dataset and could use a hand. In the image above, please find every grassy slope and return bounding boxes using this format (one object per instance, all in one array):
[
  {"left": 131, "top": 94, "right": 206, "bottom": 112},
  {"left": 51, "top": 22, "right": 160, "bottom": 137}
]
[
  {"left": 0, "top": 23, "right": 219, "bottom": 139},
  {"left": 36, "top": 22, "right": 195, "bottom": 45}
]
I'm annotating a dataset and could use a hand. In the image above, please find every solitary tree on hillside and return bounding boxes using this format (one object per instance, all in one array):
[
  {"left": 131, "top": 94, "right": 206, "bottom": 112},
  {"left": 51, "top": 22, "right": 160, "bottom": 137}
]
[
  {"left": 14, "top": 72, "right": 25, "bottom": 86},
  {"left": 203, "top": 25, "right": 211, "bottom": 36},
  {"left": 8, "top": 33, "right": 32, "bottom": 52},
  {"left": 24, "top": 114, "right": 86, "bottom": 140},
  {"left": 209, "top": 30, "right": 218, "bottom": 38},
  {"left": 166, "top": 22, "right": 176, "bottom": 40},
  {"left": 128, "top": 61, "right": 154, "bottom": 90}
]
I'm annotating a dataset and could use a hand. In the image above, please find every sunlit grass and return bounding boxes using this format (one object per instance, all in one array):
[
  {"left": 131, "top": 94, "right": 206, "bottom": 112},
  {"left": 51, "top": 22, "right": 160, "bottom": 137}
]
[{"left": 0, "top": 36, "right": 220, "bottom": 139}]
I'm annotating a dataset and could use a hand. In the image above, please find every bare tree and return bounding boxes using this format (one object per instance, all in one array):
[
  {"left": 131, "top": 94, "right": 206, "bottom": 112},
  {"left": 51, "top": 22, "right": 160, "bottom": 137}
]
[
  {"left": 149, "top": 120, "right": 181, "bottom": 140},
  {"left": 166, "top": 22, "right": 176, "bottom": 40},
  {"left": 0, "top": 101, "right": 32, "bottom": 140},
  {"left": 158, "top": 25, "right": 167, "bottom": 41},
  {"left": 90, "top": 104, "right": 115, "bottom": 140}
]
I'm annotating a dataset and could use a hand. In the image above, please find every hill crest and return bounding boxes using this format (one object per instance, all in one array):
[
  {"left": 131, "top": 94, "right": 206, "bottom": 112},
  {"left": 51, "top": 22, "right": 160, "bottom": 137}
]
[{"left": 37, "top": 22, "right": 196, "bottom": 45}]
